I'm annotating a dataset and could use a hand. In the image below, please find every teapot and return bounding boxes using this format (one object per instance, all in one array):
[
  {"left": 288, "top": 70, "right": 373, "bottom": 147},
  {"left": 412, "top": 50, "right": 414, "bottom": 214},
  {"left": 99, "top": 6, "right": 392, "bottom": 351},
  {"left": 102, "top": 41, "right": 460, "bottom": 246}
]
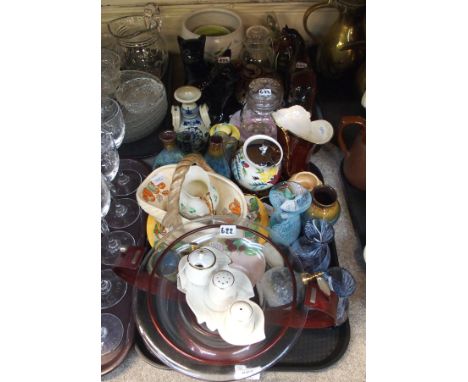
[
  {"left": 172, "top": 86, "right": 211, "bottom": 153},
  {"left": 303, "top": 0, "right": 365, "bottom": 79},
  {"left": 337, "top": 116, "right": 366, "bottom": 190}
]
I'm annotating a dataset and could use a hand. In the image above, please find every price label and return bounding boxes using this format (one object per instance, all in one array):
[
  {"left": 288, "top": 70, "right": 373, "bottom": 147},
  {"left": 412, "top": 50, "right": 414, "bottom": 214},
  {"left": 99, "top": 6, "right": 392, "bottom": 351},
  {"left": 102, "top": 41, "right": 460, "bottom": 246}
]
[
  {"left": 296, "top": 61, "right": 308, "bottom": 69},
  {"left": 219, "top": 225, "right": 237, "bottom": 237},
  {"left": 234, "top": 365, "right": 262, "bottom": 380},
  {"left": 217, "top": 56, "right": 231, "bottom": 64},
  {"left": 258, "top": 88, "right": 272, "bottom": 96}
]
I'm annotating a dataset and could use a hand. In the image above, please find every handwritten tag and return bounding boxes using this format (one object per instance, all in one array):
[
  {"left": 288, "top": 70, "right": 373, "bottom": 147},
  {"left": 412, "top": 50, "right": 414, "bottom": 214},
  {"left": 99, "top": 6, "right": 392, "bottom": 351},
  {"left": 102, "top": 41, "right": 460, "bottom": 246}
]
[
  {"left": 258, "top": 88, "right": 272, "bottom": 96},
  {"left": 296, "top": 61, "right": 308, "bottom": 69},
  {"left": 219, "top": 225, "right": 237, "bottom": 237}
]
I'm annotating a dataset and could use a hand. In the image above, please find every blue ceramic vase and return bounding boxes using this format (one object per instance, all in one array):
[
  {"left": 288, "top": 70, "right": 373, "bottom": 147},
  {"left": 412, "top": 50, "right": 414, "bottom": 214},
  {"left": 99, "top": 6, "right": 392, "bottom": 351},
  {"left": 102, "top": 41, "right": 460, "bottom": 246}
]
[
  {"left": 152, "top": 130, "right": 184, "bottom": 169},
  {"left": 204, "top": 135, "right": 231, "bottom": 178}
]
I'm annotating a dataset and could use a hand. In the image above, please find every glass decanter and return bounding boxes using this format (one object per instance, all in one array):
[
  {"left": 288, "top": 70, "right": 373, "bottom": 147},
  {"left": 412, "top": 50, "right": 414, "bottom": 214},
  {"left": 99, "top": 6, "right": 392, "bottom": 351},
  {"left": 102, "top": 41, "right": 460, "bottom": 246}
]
[
  {"left": 241, "top": 25, "right": 274, "bottom": 72},
  {"left": 239, "top": 77, "right": 283, "bottom": 142},
  {"left": 152, "top": 130, "right": 184, "bottom": 169}
]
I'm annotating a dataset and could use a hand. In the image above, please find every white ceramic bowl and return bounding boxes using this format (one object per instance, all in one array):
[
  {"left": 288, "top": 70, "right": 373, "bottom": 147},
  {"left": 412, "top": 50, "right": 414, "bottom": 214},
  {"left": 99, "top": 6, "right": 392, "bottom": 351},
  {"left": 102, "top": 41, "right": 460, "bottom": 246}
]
[{"left": 180, "top": 8, "right": 244, "bottom": 62}]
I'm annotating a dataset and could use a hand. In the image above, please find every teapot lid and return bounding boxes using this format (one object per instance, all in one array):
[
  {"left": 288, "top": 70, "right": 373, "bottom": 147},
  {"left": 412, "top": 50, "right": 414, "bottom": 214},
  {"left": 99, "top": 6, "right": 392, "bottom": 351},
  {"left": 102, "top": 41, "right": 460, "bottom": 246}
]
[{"left": 133, "top": 216, "right": 307, "bottom": 381}]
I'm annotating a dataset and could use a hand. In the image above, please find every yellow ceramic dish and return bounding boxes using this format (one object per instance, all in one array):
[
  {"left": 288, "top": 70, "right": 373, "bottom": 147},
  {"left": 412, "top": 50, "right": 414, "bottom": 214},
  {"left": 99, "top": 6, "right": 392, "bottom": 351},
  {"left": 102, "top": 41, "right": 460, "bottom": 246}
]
[
  {"left": 209, "top": 123, "right": 241, "bottom": 140},
  {"left": 147, "top": 214, "right": 168, "bottom": 248}
]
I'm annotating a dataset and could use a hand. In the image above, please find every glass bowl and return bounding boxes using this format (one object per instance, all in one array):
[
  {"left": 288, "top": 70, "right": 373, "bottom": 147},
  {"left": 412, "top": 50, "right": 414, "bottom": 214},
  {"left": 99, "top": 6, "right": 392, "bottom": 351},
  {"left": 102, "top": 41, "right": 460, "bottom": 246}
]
[{"left": 132, "top": 216, "right": 307, "bottom": 381}]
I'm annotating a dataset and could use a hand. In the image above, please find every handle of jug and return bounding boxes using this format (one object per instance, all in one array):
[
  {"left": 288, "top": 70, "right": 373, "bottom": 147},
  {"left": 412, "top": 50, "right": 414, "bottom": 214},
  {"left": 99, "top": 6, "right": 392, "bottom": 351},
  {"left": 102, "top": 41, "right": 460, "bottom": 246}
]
[
  {"left": 303, "top": 0, "right": 336, "bottom": 41},
  {"left": 337, "top": 115, "right": 366, "bottom": 157}
]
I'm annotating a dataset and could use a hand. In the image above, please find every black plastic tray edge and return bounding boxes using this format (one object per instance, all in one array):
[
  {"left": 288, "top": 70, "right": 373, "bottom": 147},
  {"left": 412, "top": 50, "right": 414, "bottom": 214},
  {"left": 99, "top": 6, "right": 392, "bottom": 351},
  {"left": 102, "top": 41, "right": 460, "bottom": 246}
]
[{"left": 339, "top": 160, "right": 366, "bottom": 248}]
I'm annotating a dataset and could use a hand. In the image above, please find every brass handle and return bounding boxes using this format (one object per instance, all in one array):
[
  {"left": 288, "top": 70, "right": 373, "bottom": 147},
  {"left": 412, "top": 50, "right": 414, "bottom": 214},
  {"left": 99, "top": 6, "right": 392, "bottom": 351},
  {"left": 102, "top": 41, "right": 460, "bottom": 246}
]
[
  {"left": 161, "top": 153, "right": 215, "bottom": 231},
  {"left": 302, "top": 0, "right": 336, "bottom": 41},
  {"left": 301, "top": 271, "right": 324, "bottom": 285}
]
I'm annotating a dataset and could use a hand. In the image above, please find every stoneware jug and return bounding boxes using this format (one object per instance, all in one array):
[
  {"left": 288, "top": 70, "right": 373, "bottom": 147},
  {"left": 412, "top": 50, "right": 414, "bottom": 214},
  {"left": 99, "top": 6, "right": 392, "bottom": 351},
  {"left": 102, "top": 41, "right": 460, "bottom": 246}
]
[{"left": 337, "top": 116, "right": 365, "bottom": 191}]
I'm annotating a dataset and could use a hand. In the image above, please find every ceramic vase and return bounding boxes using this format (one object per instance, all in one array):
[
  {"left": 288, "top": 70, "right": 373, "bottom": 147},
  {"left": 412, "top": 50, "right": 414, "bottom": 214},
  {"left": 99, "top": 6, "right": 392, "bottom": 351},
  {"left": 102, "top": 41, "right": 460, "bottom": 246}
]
[
  {"left": 231, "top": 134, "right": 283, "bottom": 192},
  {"left": 268, "top": 181, "right": 312, "bottom": 246},
  {"left": 303, "top": 185, "right": 341, "bottom": 225},
  {"left": 152, "top": 130, "right": 184, "bottom": 169},
  {"left": 204, "top": 135, "right": 231, "bottom": 179},
  {"left": 172, "top": 86, "right": 211, "bottom": 153}
]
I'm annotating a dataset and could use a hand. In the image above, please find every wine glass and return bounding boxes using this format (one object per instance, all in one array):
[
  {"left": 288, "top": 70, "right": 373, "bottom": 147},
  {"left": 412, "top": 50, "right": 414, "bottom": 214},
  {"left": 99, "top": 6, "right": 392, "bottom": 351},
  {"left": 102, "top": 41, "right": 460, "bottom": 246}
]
[
  {"left": 101, "top": 313, "right": 124, "bottom": 356},
  {"left": 101, "top": 130, "right": 140, "bottom": 229},
  {"left": 101, "top": 48, "right": 121, "bottom": 97},
  {"left": 101, "top": 175, "right": 111, "bottom": 234},
  {"left": 101, "top": 174, "right": 135, "bottom": 264},
  {"left": 101, "top": 269, "right": 128, "bottom": 309},
  {"left": 101, "top": 98, "right": 142, "bottom": 196}
]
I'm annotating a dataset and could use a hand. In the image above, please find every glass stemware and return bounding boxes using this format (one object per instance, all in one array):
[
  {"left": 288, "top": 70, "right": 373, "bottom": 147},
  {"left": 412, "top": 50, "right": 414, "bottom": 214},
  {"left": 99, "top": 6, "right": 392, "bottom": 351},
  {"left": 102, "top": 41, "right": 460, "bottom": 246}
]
[
  {"left": 101, "top": 131, "right": 140, "bottom": 229},
  {"left": 101, "top": 175, "right": 111, "bottom": 235},
  {"left": 101, "top": 269, "right": 128, "bottom": 309},
  {"left": 101, "top": 99, "right": 142, "bottom": 196},
  {"left": 101, "top": 313, "right": 124, "bottom": 356},
  {"left": 101, "top": 48, "right": 121, "bottom": 97}
]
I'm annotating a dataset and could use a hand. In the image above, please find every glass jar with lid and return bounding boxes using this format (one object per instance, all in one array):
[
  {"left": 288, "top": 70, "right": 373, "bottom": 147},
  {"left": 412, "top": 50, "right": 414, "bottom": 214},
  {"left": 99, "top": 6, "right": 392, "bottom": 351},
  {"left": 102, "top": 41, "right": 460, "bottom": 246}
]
[
  {"left": 108, "top": 3, "right": 168, "bottom": 78},
  {"left": 239, "top": 77, "right": 283, "bottom": 142},
  {"left": 241, "top": 25, "right": 274, "bottom": 71}
]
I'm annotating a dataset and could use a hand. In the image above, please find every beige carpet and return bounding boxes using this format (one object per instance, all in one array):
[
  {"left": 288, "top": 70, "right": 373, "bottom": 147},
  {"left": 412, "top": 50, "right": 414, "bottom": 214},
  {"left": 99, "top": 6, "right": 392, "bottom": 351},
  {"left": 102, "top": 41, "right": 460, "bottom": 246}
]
[{"left": 102, "top": 144, "right": 366, "bottom": 382}]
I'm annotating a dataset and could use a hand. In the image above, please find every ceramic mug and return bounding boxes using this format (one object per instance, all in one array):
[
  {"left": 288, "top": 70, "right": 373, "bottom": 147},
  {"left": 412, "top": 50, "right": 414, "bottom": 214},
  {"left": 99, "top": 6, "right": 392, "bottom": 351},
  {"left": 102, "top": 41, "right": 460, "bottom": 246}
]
[{"left": 231, "top": 134, "right": 283, "bottom": 192}]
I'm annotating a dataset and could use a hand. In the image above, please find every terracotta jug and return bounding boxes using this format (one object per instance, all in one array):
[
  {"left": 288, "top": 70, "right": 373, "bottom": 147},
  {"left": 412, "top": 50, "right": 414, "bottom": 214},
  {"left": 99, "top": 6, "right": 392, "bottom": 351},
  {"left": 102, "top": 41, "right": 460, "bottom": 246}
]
[{"left": 337, "top": 116, "right": 365, "bottom": 191}]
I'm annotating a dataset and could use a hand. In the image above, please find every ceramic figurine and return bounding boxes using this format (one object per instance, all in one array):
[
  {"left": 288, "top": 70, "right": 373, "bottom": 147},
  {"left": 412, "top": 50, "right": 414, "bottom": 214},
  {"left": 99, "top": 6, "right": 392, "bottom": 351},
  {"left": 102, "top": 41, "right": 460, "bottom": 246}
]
[
  {"left": 172, "top": 86, "right": 211, "bottom": 153},
  {"left": 177, "top": 35, "right": 210, "bottom": 87},
  {"left": 231, "top": 134, "right": 283, "bottom": 192},
  {"left": 268, "top": 181, "right": 312, "bottom": 246},
  {"left": 152, "top": 130, "right": 184, "bottom": 169},
  {"left": 303, "top": 184, "right": 341, "bottom": 225},
  {"left": 179, "top": 165, "right": 219, "bottom": 219},
  {"left": 201, "top": 50, "right": 240, "bottom": 124},
  {"left": 288, "top": 54, "right": 317, "bottom": 115},
  {"left": 204, "top": 135, "right": 231, "bottom": 179},
  {"left": 290, "top": 219, "right": 334, "bottom": 273}
]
